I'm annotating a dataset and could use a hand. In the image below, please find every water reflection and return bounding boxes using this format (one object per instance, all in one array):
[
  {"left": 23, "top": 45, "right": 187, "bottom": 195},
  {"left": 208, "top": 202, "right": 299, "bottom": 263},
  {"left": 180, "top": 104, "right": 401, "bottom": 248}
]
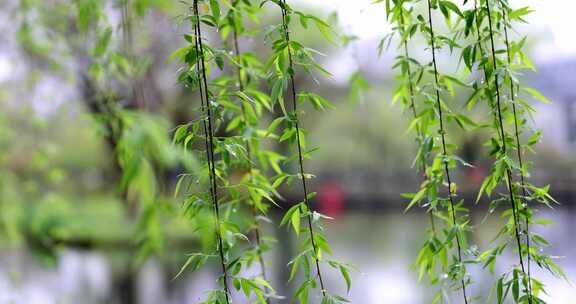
[{"left": 0, "top": 211, "right": 573, "bottom": 303}]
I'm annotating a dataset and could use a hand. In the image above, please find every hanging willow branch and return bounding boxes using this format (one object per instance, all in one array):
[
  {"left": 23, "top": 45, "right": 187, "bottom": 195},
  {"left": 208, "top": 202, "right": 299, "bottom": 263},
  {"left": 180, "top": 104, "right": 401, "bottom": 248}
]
[
  {"left": 192, "top": 1, "right": 231, "bottom": 302},
  {"left": 229, "top": 0, "right": 270, "bottom": 293},
  {"left": 397, "top": 1, "right": 438, "bottom": 235},
  {"left": 232, "top": 22, "right": 269, "bottom": 287},
  {"left": 424, "top": 0, "right": 469, "bottom": 302},
  {"left": 497, "top": 3, "right": 568, "bottom": 301},
  {"left": 484, "top": 2, "right": 531, "bottom": 301},
  {"left": 501, "top": 7, "right": 534, "bottom": 301},
  {"left": 461, "top": 1, "right": 565, "bottom": 302},
  {"left": 472, "top": 0, "right": 490, "bottom": 99},
  {"left": 278, "top": 0, "right": 327, "bottom": 297},
  {"left": 263, "top": 1, "right": 353, "bottom": 302},
  {"left": 387, "top": 0, "right": 447, "bottom": 281}
]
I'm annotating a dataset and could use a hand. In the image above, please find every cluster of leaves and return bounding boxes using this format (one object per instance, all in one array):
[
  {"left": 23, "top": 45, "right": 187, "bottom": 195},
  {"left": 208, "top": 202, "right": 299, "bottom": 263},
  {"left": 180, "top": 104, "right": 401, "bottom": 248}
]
[
  {"left": 76, "top": 0, "right": 183, "bottom": 264},
  {"left": 16, "top": 0, "right": 184, "bottom": 263},
  {"left": 385, "top": 0, "right": 474, "bottom": 302},
  {"left": 12, "top": 0, "right": 564, "bottom": 303},
  {"left": 14, "top": 0, "right": 353, "bottom": 302},
  {"left": 171, "top": 0, "right": 351, "bottom": 303},
  {"left": 460, "top": 1, "right": 566, "bottom": 303},
  {"left": 171, "top": 1, "right": 279, "bottom": 302},
  {"left": 384, "top": 0, "right": 565, "bottom": 303}
]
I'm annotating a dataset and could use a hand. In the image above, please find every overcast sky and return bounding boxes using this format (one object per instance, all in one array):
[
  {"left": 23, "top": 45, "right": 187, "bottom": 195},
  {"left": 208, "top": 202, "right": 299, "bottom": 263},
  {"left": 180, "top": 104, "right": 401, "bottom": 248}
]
[
  {"left": 306, "top": 0, "right": 576, "bottom": 63},
  {"left": 2, "top": 1, "right": 574, "bottom": 85}
]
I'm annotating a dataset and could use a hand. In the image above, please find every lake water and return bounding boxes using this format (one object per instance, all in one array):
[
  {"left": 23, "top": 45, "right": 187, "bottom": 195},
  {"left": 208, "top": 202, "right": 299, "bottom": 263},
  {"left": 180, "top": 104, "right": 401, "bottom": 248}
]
[{"left": 0, "top": 211, "right": 574, "bottom": 303}]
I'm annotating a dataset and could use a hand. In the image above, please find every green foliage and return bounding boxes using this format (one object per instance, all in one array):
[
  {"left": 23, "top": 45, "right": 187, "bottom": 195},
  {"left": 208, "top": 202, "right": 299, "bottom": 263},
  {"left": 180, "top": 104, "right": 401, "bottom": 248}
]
[
  {"left": 8, "top": 0, "right": 564, "bottom": 303},
  {"left": 388, "top": 0, "right": 474, "bottom": 302},
  {"left": 265, "top": 0, "right": 351, "bottom": 302},
  {"left": 173, "top": 0, "right": 352, "bottom": 302},
  {"left": 386, "top": 0, "right": 564, "bottom": 303}
]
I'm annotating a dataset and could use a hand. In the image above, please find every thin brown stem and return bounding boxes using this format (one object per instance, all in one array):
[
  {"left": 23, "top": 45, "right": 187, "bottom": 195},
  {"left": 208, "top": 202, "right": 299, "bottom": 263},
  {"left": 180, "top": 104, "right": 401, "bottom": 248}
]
[
  {"left": 193, "top": 1, "right": 231, "bottom": 302},
  {"left": 425, "top": 0, "right": 469, "bottom": 302},
  {"left": 399, "top": 7, "right": 436, "bottom": 236},
  {"left": 502, "top": 7, "right": 534, "bottom": 301},
  {"left": 484, "top": 3, "right": 531, "bottom": 302},
  {"left": 473, "top": 0, "right": 498, "bottom": 137},
  {"left": 120, "top": 0, "right": 145, "bottom": 109},
  {"left": 279, "top": 0, "right": 327, "bottom": 297},
  {"left": 231, "top": 14, "right": 270, "bottom": 298}
]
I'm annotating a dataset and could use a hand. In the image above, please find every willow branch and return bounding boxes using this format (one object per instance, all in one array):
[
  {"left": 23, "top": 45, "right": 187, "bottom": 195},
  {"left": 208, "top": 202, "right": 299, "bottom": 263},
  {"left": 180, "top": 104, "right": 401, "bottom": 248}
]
[
  {"left": 399, "top": 7, "right": 436, "bottom": 235},
  {"left": 279, "top": 0, "right": 327, "bottom": 297},
  {"left": 231, "top": 8, "right": 270, "bottom": 294},
  {"left": 425, "top": 0, "right": 469, "bottom": 302},
  {"left": 501, "top": 6, "right": 534, "bottom": 301},
  {"left": 484, "top": 3, "right": 530, "bottom": 300},
  {"left": 193, "top": 1, "right": 231, "bottom": 302},
  {"left": 473, "top": 0, "right": 498, "bottom": 133}
]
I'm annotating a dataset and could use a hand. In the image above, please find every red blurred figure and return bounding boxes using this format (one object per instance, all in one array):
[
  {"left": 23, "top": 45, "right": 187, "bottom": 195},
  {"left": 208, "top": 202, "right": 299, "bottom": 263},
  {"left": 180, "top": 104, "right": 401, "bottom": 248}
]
[
  {"left": 317, "top": 180, "right": 346, "bottom": 219},
  {"left": 466, "top": 164, "right": 486, "bottom": 186}
]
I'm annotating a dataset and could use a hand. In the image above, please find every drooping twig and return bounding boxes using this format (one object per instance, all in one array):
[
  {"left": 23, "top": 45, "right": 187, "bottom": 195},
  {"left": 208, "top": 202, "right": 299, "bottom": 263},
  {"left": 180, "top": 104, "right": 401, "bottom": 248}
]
[
  {"left": 279, "top": 0, "right": 327, "bottom": 297},
  {"left": 398, "top": 5, "right": 436, "bottom": 235},
  {"left": 425, "top": 0, "right": 469, "bottom": 302},
  {"left": 484, "top": 3, "right": 531, "bottom": 302},
  {"left": 193, "top": 1, "right": 231, "bottom": 302},
  {"left": 501, "top": 6, "right": 534, "bottom": 301},
  {"left": 230, "top": 5, "right": 270, "bottom": 295}
]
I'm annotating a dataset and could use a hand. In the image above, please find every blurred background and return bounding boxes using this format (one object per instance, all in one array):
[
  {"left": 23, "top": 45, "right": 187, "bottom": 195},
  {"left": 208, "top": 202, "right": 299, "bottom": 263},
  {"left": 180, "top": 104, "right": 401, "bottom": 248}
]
[{"left": 0, "top": 0, "right": 575, "bottom": 303}]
